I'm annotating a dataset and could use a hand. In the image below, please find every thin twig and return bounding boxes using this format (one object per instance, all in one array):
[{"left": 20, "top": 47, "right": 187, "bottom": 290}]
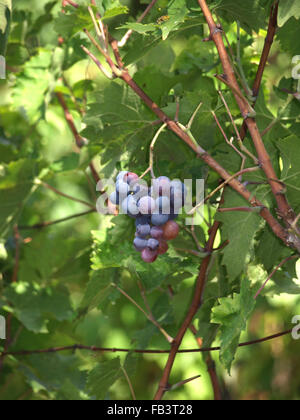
[
  {"left": 218, "top": 207, "right": 263, "bottom": 213},
  {"left": 36, "top": 180, "right": 95, "bottom": 209},
  {"left": 12, "top": 225, "right": 20, "bottom": 284},
  {"left": 118, "top": 0, "right": 159, "bottom": 47},
  {"left": 188, "top": 166, "right": 260, "bottom": 215},
  {"left": 217, "top": 90, "right": 259, "bottom": 164},
  {"left": 81, "top": 45, "right": 113, "bottom": 79},
  {"left": 62, "top": 0, "right": 79, "bottom": 8},
  {"left": 112, "top": 283, "right": 174, "bottom": 344},
  {"left": 254, "top": 255, "right": 298, "bottom": 299},
  {"left": 56, "top": 92, "right": 87, "bottom": 148},
  {"left": 236, "top": 21, "right": 253, "bottom": 99},
  {"left": 1, "top": 329, "right": 293, "bottom": 357},
  {"left": 170, "top": 375, "right": 201, "bottom": 391},
  {"left": 189, "top": 323, "right": 223, "bottom": 400},
  {"left": 240, "top": 2, "right": 279, "bottom": 137},
  {"left": 18, "top": 209, "right": 96, "bottom": 230},
  {"left": 149, "top": 123, "right": 167, "bottom": 178},
  {"left": 121, "top": 366, "right": 137, "bottom": 400},
  {"left": 154, "top": 219, "right": 221, "bottom": 400},
  {"left": 211, "top": 110, "right": 246, "bottom": 164}
]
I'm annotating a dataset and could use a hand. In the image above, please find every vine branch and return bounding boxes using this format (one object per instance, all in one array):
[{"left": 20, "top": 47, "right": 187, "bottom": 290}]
[
  {"left": 197, "top": 0, "right": 300, "bottom": 250},
  {"left": 1, "top": 329, "right": 293, "bottom": 357},
  {"left": 153, "top": 218, "right": 221, "bottom": 400},
  {"left": 18, "top": 209, "right": 96, "bottom": 230}
]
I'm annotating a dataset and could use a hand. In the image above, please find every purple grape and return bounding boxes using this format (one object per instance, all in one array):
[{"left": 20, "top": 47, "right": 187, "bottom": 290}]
[
  {"left": 136, "top": 224, "right": 151, "bottom": 238},
  {"left": 170, "top": 179, "right": 183, "bottom": 190},
  {"left": 152, "top": 176, "right": 171, "bottom": 197},
  {"left": 138, "top": 196, "right": 156, "bottom": 215},
  {"left": 109, "top": 190, "right": 119, "bottom": 205},
  {"left": 134, "top": 237, "right": 148, "bottom": 252},
  {"left": 131, "top": 181, "right": 149, "bottom": 198},
  {"left": 151, "top": 214, "right": 169, "bottom": 226},
  {"left": 124, "top": 172, "right": 139, "bottom": 185},
  {"left": 155, "top": 196, "right": 171, "bottom": 214},
  {"left": 116, "top": 179, "right": 130, "bottom": 196},
  {"left": 147, "top": 238, "right": 159, "bottom": 251},
  {"left": 141, "top": 248, "right": 158, "bottom": 263},
  {"left": 150, "top": 226, "right": 164, "bottom": 239},
  {"left": 116, "top": 171, "right": 128, "bottom": 182},
  {"left": 135, "top": 215, "right": 151, "bottom": 226},
  {"left": 121, "top": 196, "right": 139, "bottom": 216}
]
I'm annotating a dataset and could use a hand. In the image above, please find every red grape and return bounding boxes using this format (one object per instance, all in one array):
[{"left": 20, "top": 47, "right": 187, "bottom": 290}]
[
  {"left": 150, "top": 226, "right": 164, "bottom": 239},
  {"left": 124, "top": 172, "right": 139, "bottom": 184},
  {"left": 163, "top": 220, "right": 179, "bottom": 240},
  {"left": 158, "top": 239, "right": 168, "bottom": 255},
  {"left": 141, "top": 248, "right": 158, "bottom": 263}
]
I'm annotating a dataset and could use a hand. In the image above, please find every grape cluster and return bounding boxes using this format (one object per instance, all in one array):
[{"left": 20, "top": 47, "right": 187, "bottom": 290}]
[{"left": 109, "top": 171, "right": 186, "bottom": 263}]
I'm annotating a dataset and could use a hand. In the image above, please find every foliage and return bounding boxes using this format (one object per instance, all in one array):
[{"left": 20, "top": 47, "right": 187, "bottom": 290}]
[{"left": 0, "top": 0, "right": 300, "bottom": 401}]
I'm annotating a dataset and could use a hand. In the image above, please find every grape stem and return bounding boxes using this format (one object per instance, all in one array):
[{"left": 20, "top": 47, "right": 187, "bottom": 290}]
[
  {"left": 188, "top": 166, "right": 260, "bottom": 215},
  {"left": 121, "top": 366, "right": 137, "bottom": 400},
  {"left": 112, "top": 283, "right": 174, "bottom": 344},
  {"left": 217, "top": 90, "right": 259, "bottom": 164},
  {"left": 140, "top": 123, "right": 167, "bottom": 179},
  {"left": 211, "top": 110, "right": 247, "bottom": 175},
  {"left": 254, "top": 255, "right": 298, "bottom": 299}
]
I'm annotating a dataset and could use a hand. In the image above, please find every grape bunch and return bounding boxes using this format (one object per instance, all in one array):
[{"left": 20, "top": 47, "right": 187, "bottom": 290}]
[{"left": 109, "top": 171, "right": 186, "bottom": 263}]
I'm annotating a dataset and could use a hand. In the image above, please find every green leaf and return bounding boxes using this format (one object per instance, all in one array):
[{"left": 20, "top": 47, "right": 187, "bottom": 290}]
[
  {"left": 278, "top": 0, "right": 300, "bottom": 27},
  {"left": 54, "top": 5, "right": 92, "bottom": 38},
  {"left": 0, "top": 0, "right": 11, "bottom": 55},
  {"left": 217, "top": 189, "right": 262, "bottom": 280},
  {"left": 159, "top": 0, "right": 188, "bottom": 40},
  {"left": 81, "top": 269, "right": 117, "bottom": 311},
  {"left": 118, "top": 22, "right": 157, "bottom": 35},
  {"left": 20, "top": 353, "right": 86, "bottom": 395},
  {"left": 278, "top": 17, "right": 300, "bottom": 56},
  {"left": 256, "top": 227, "right": 289, "bottom": 272},
  {"left": 102, "top": 6, "right": 128, "bottom": 20},
  {"left": 211, "top": 0, "right": 266, "bottom": 33},
  {"left": 277, "top": 135, "right": 300, "bottom": 211},
  {"left": 211, "top": 277, "right": 256, "bottom": 373},
  {"left": 6, "top": 282, "right": 74, "bottom": 333},
  {"left": 83, "top": 83, "right": 155, "bottom": 177},
  {"left": 12, "top": 49, "right": 53, "bottom": 123},
  {"left": 86, "top": 357, "right": 122, "bottom": 400},
  {"left": 0, "top": 159, "right": 44, "bottom": 238},
  {"left": 50, "top": 153, "right": 80, "bottom": 173}
]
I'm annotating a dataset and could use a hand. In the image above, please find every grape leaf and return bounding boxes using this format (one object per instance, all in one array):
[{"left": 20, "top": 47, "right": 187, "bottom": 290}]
[
  {"left": 81, "top": 269, "right": 117, "bottom": 311},
  {"left": 0, "top": 159, "right": 44, "bottom": 238},
  {"left": 211, "top": 277, "right": 256, "bottom": 373},
  {"left": 278, "top": 0, "right": 300, "bottom": 27},
  {"left": 0, "top": 0, "right": 11, "bottom": 55},
  {"left": 6, "top": 282, "right": 74, "bottom": 333},
  {"left": 217, "top": 189, "right": 262, "bottom": 280},
  {"left": 277, "top": 135, "right": 300, "bottom": 211},
  {"left": 86, "top": 357, "right": 122, "bottom": 400},
  {"left": 159, "top": 0, "right": 188, "bottom": 41},
  {"left": 12, "top": 49, "right": 53, "bottom": 123}
]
